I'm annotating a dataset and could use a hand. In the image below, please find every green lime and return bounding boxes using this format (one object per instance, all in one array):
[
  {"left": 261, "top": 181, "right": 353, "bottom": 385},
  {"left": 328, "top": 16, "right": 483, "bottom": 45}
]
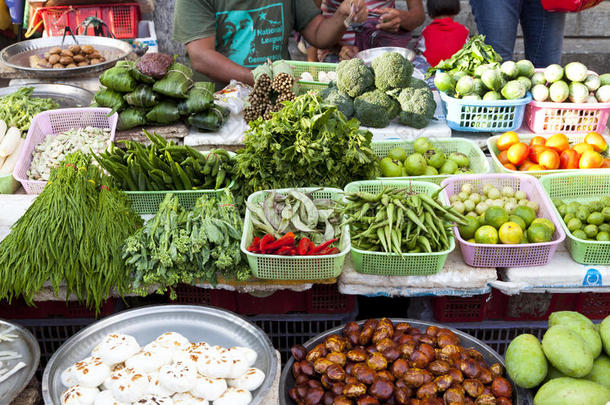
[
  {"left": 602, "top": 206, "right": 610, "bottom": 222},
  {"left": 531, "top": 218, "right": 556, "bottom": 234},
  {"left": 475, "top": 225, "right": 499, "bottom": 244},
  {"left": 552, "top": 198, "right": 564, "bottom": 207},
  {"left": 521, "top": 233, "right": 529, "bottom": 244},
  {"left": 596, "top": 231, "right": 610, "bottom": 241},
  {"left": 557, "top": 204, "right": 568, "bottom": 217},
  {"left": 576, "top": 206, "right": 590, "bottom": 222},
  {"left": 563, "top": 213, "right": 575, "bottom": 224},
  {"left": 485, "top": 206, "right": 509, "bottom": 229},
  {"left": 499, "top": 222, "right": 523, "bottom": 244},
  {"left": 567, "top": 218, "right": 583, "bottom": 232},
  {"left": 572, "top": 229, "right": 587, "bottom": 240},
  {"left": 599, "top": 223, "right": 610, "bottom": 233},
  {"left": 584, "top": 224, "right": 598, "bottom": 238},
  {"left": 588, "top": 201, "right": 604, "bottom": 213},
  {"left": 509, "top": 215, "right": 527, "bottom": 231},
  {"left": 587, "top": 212, "right": 605, "bottom": 226},
  {"left": 601, "top": 196, "right": 610, "bottom": 207},
  {"left": 512, "top": 205, "right": 536, "bottom": 227},
  {"left": 458, "top": 216, "right": 480, "bottom": 240},
  {"left": 566, "top": 202, "right": 580, "bottom": 215},
  {"left": 527, "top": 223, "right": 553, "bottom": 243}
]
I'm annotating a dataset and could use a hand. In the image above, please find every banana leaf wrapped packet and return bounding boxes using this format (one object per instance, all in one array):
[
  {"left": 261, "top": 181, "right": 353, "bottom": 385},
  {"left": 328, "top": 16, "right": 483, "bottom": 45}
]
[
  {"left": 153, "top": 62, "right": 193, "bottom": 99},
  {"left": 100, "top": 66, "right": 137, "bottom": 92},
  {"left": 177, "top": 82, "right": 214, "bottom": 115},
  {"left": 124, "top": 85, "right": 159, "bottom": 107},
  {"left": 146, "top": 101, "right": 180, "bottom": 124},
  {"left": 188, "top": 105, "right": 229, "bottom": 131},
  {"left": 94, "top": 88, "right": 125, "bottom": 113},
  {"left": 117, "top": 108, "right": 148, "bottom": 131}
]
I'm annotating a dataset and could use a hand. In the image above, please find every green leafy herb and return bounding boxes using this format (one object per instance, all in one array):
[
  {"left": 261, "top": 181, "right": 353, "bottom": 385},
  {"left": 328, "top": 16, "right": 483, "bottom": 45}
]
[
  {"left": 426, "top": 35, "right": 502, "bottom": 78},
  {"left": 0, "top": 87, "right": 59, "bottom": 132}
]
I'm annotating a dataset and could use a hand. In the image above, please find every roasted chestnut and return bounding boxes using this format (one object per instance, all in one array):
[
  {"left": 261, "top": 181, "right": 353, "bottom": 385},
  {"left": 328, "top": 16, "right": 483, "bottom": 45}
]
[
  {"left": 491, "top": 377, "right": 512, "bottom": 398},
  {"left": 416, "top": 382, "right": 437, "bottom": 399},
  {"left": 327, "top": 364, "right": 346, "bottom": 381},
  {"left": 425, "top": 326, "right": 440, "bottom": 337},
  {"left": 367, "top": 352, "right": 388, "bottom": 370},
  {"left": 300, "top": 360, "right": 315, "bottom": 377},
  {"left": 307, "top": 344, "right": 327, "bottom": 363},
  {"left": 309, "top": 379, "right": 323, "bottom": 389},
  {"left": 463, "top": 379, "right": 484, "bottom": 398},
  {"left": 459, "top": 358, "right": 480, "bottom": 379},
  {"left": 326, "top": 335, "right": 346, "bottom": 353},
  {"left": 443, "top": 387, "right": 465, "bottom": 403},
  {"left": 496, "top": 397, "right": 512, "bottom": 405},
  {"left": 344, "top": 321, "right": 360, "bottom": 334},
  {"left": 369, "top": 377, "right": 394, "bottom": 400},
  {"left": 356, "top": 395, "right": 380, "bottom": 405},
  {"left": 474, "top": 394, "right": 497, "bottom": 405},
  {"left": 383, "top": 346, "right": 401, "bottom": 362},
  {"left": 347, "top": 347, "right": 367, "bottom": 362},
  {"left": 333, "top": 395, "right": 353, "bottom": 405},
  {"left": 376, "top": 338, "right": 396, "bottom": 353},
  {"left": 305, "top": 386, "right": 325, "bottom": 404},
  {"left": 328, "top": 351, "right": 347, "bottom": 367},
  {"left": 409, "top": 350, "right": 430, "bottom": 369},
  {"left": 428, "top": 360, "right": 451, "bottom": 376},
  {"left": 490, "top": 363, "right": 504, "bottom": 378},
  {"left": 399, "top": 342, "right": 417, "bottom": 359},
  {"left": 447, "top": 368, "right": 464, "bottom": 384},
  {"left": 331, "top": 382, "right": 346, "bottom": 396},
  {"left": 323, "top": 391, "right": 335, "bottom": 405},
  {"left": 377, "top": 370, "right": 395, "bottom": 381},
  {"left": 390, "top": 358, "right": 409, "bottom": 378},
  {"left": 403, "top": 369, "right": 429, "bottom": 388},
  {"left": 315, "top": 358, "right": 335, "bottom": 374},
  {"left": 433, "top": 374, "right": 453, "bottom": 392},
  {"left": 395, "top": 322, "right": 411, "bottom": 334},
  {"left": 478, "top": 368, "right": 493, "bottom": 385},
  {"left": 343, "top": 382, "right": 367, "bottom": 398},
  {"left": 292, "top": 345, "right": 307, "bottom": 361},
  {"left": 289, "top": 387, "right": 300, "bottom": 402},
  {"left": 418, "top": 335, "right": 435, "bottom": 346},
  {"left": 352, "top": 363, "right": 375, "bottom": 385}
]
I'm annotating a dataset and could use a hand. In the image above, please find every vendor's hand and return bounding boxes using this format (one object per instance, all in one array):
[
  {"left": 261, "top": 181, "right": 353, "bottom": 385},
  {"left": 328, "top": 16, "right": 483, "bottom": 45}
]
[
  {"left": 337, "top": 0, "right": 368, "bottom": 24},
  {"left": 339, "top": 45, "right": 359, "bottom": 61},
  {"left": 373, "top": 8, "right": 402, "bottom": 32}
]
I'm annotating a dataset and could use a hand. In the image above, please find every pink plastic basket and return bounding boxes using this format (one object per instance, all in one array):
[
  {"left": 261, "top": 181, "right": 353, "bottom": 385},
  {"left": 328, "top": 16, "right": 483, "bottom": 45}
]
[
  {"left": 13, "top": 108, "right": 118, "bottom": 194},
  {"left": 524, "top": 69, "right": 610, "bottom": 134},
  {"left": 440, "top": 173, "right": 565, "bottom": 268}
]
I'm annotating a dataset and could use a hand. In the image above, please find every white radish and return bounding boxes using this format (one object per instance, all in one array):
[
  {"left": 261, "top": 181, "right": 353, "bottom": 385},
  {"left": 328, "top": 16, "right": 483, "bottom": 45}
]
[
  {"left": 0, "top": 120, "right": 7, "bottom": 145},
  {"left": 0, "top": 127, "right": 21, "bottom": 158},
  {"left": 0, "top": 138, "right": 23, "bottom": 174}
]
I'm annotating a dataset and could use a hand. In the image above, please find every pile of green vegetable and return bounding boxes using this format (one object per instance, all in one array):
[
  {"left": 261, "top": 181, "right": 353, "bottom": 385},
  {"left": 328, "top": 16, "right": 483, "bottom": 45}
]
[
  {"left": 529, "top": 62, "right": 610, "bottom": 103},
  {"left": 232, "top": 92, "right": 378, "bottom": 198},
  {"left": 93, "top": 57, "right": 228, "bottom": 131},
  {"left": 93, "top": 131, "right": 232, "bottom": 191},
  {"left": 320, "top": 52, "right": 436, "bottom": 129},
  {"left": 434, "top": 59, "right": 535, "bottom": 101},
  {"left": 0, "top": 87, "right": 59, "bottom": 132},
  {"left": 0, "top": 152, "right": 143, "bottom": 311},
  {"left": 123, "top": 190, "right": 250, "bottom": 297},
  {"left": 426, "top": 35, "right": 502, "bottom": 78},
  {"left": 340, "top": 186, "right": 466, "bottom": 254}
]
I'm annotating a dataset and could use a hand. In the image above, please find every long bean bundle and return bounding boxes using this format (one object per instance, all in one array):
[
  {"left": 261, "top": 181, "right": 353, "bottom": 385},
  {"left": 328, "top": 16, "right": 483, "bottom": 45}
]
[
  {"left": 0, "top": 152, "right": 142, "bottom": 310},
  {"left": 341, "top": 186, "right": 467, "bottom": 254}
]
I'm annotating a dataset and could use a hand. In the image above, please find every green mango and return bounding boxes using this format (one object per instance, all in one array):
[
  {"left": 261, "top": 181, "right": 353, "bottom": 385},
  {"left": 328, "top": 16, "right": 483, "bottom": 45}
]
[
  {"left": 601, "top": 315, "right": 610, "bottom": 356},
  {"left": 587, "top": 355, "right": 610, "bottom": 388},
  {"left": 545, "top": 365, "right": 566, "bottom": 382},
  {"left": 542, "top": 325, "right": 594, "bottom": 378},
  {"left": 505, "top": 334, "right": 548, "bottom": 388},
  {"left": 534, "top": 377, "right": 610, "bottom": 405},
  {"left": 549, "top": 311, "right": 602, "bottom": 358}
]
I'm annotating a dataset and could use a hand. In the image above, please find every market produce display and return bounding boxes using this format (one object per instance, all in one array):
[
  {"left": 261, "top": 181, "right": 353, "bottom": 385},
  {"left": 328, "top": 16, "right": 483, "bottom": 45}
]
[
  {"left": 245, "top": 188, "right": 343, "bottom": 256},
  {"left": 341, "top": 186, "right": 466, "bottom": 254},
  {"left": 434, "top": 59, "right": 535, "bottom": 101},
  {"left": 30, "top": 44, "right": 104, "bottom": 69},
  {"left": 123, "top": 191, "right": 250, "bottom": 296},
  {"left": 450, "top": 182, "right": 554, "bottom": 245},
  {"left": 505, "top": 312, "right": 610, "bottom": 404},
  {"left": 426, "top": 35, "right": 502, "bottom": 78},
  {"left": 243, "top": 60, "right": 297, "bottom": 122},
  {"left": 552, "top": 196, "right": 610, "bottom": 241},
  {"left": 320, "top": 52, "right": 437, "bottom": 129},
  {"left": 94, "top": 131, "right": 232, "bottom": 191},
  {"left": 93, "top": 53, "right": 228, "bottom": 131},
  {"left": 232, "top": 92, "right": 378, "bottom": 200},
  {"left": 494, "top": 131, "right": 609, "bottom": 171},
  {"left": 288, "top": 318, "right": 515, "bottom": 404},
  {"left": 27, "top": 126, "right": 111, "bottom": 181},
  {"left": 379, "top": 137, "right": 473, "bottom": 177},
  {"left": 60, "top": 331, "right": 264, "bottom": 405},
  {"left": 0, "top": 152, "right": 143, "bottom": 310},
  {"left": 529, "top": 62, "right": 609, "bottom": 103},
  {"left": 0, "top": 87, "right": 59, "bottom": 132},
  {"left": 0, "top": 124, "right": 23, "bottom": 176}
]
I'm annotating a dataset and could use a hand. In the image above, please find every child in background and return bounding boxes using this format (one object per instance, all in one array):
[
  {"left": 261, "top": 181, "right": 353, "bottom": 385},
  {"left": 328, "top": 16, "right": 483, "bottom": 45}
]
[{"left": 416, "top": 0, "right": 468, "bottom": 67}]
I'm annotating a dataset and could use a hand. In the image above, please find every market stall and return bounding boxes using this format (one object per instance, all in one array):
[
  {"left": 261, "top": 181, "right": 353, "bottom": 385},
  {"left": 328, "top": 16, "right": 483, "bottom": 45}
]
[{"left": 0, "top": 1, "right": 609, "bottom": 401}]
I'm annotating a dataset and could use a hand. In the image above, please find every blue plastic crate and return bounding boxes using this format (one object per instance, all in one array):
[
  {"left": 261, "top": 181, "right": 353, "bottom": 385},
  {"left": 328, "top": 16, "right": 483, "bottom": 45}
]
[{"left": 440, "top": 91, "right": 532, "bottom": 132}]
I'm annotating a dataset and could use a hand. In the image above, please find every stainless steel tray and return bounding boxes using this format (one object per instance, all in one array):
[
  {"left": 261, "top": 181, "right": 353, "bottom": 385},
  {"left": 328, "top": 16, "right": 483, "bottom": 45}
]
[
  {"left": 357, "top": 46, "right": 416, "bottom": 64},
  {"left": 42, "top": 305, "right": 277, "bottom": 405},
  {"left": 279, "top": 318, "right": 532, "bottom": 405},
  {"left": 0, "top": 36, "right": 132, "bottom": 78},
  {"left": 0, "top": 320, "right": 40, "bottom": 404},
  {"left": 0, "top": 84, "right": 93, "bottom": 108}
]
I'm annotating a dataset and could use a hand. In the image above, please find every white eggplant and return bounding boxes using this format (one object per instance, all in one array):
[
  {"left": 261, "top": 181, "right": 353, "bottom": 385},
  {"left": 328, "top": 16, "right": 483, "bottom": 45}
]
[
  {"left": 0, "top": 120, "right": 7, "bottom": 145},
  {"left": 0, "top": 127, "right": 21, "bottom": 158},
  {"left": 0, "top": 138, "right": 24, "bottom": 174}
]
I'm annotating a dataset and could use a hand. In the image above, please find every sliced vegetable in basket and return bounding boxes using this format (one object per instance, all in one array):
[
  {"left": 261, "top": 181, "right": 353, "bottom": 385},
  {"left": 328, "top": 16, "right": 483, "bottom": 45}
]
[
  {"left": 340, "top": 185, "right": 466, "bottom": 253},
  {"left": 246, "top": 188, "right": 342, "bottom": 245}
]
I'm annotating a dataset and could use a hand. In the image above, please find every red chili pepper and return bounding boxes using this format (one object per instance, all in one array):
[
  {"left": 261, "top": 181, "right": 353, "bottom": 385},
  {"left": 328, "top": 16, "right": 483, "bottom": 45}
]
[
  {"left": 327, "top": 247, "right": 340, "bottom": 255},
  {"left": 297, "top": 238, "right": 311, "bottom": 255},
  {"left": 309, "top": 238, "right": 339, "bottom": 254},
  {"left": 265, "top": 232, "right": 295, "bottom": 252},
  {"left": 247, "top": 237, "right": 261, "bottom": 253},
  {"left": 275, "top": 245, "right": 295, "bottom": 256},
  {"left": 259, "top": 234, "right": 276, "bottom": 254}
]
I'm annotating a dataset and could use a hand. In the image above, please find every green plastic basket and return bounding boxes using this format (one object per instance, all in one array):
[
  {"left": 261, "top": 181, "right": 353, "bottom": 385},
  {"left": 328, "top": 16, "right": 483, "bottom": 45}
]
[
  {"left": 540, "top": 172, "right": 610, "bottom": 264},
  {"left": 373, "top": 138, "right": 489, "bottom": 185},
  {"left": 241, "top": 187, "right": 349, "bottom": 280},
  {"left": 344, "top": 180, "right": 455, "bottom": 276},
  {"left": 488, "top": 133, "right": 610, "bottom": 178},
  {"left": 122, "top": 151, "right": 235, "bottom": 215},
  {"left": 275, "top": 60, "right": 337, "bottom": 94}
]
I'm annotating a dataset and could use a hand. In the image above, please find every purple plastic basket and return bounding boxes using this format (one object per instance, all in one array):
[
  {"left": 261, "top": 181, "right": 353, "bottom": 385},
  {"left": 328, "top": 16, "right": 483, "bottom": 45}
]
[
  {"left": 440, "top": 173, "right": 565, "bottom": 268},
  {"left": 13, "top": 108, "right": 118, "bottom": 194}
]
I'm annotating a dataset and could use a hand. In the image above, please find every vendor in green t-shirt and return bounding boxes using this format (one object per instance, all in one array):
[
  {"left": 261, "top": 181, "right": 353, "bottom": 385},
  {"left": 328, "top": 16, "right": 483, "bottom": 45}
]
[{"left": 173, "top": 0, "right": 367, "bottom": 85}]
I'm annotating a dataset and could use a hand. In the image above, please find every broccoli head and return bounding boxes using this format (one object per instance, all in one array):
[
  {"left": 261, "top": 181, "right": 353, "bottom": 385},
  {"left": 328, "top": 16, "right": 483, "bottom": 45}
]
[
  {"left": 336, "top": 58, "right": 374, "bottom": 98},
  {"left": 398, "top": 111, "right": 430, "bottom": 129},
  {"left": 397, "top": 87, "right": 437, "bottom": 118},
  {"left": 354, "top": 89, "right": 395, "bottom": 128},
  {"left": 319, "top": 86, "right": 354, "bottom": 118},
  {"left": 409, "top": 78, "right": 430, "bottom": 90},
  {"left": 371, "top": 52, "right": 414, "bottom": 91}
]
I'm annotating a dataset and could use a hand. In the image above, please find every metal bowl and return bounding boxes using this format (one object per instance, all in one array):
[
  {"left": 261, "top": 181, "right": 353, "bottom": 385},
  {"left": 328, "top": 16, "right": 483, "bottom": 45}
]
[
  {"left": 0, "top": 36, "right": 132, "bottom": 78},
  {"left": 0, "top": 84, "right": 93, "bottom": 108},
  {"left": 357, "top": 46, "right": 416, "bottom": 65},
  {"left": 42, "top": 305, "right": 277, "bottom": 405},
  {"left": 279, "top": 318, "right": 532, "bottom": 405},
  {"left": 0, "top": 319, "right": 40, "bottom": 404}
]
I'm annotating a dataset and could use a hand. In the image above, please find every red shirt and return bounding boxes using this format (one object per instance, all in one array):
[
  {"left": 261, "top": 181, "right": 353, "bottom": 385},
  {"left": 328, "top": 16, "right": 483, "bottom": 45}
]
[{"left": 418, "top": 17, "right": 469, "bottom": 67}]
